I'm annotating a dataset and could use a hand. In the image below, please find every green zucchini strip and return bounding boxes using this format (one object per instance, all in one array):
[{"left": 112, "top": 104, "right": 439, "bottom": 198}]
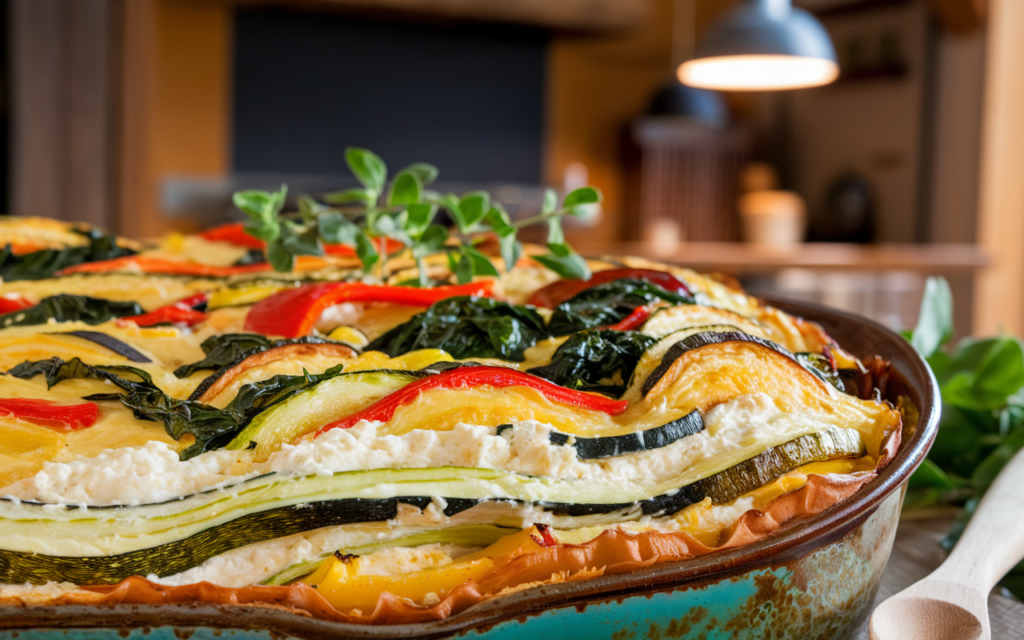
[{"left": 0, "top": 428, "right": 864, "bottom": 585}]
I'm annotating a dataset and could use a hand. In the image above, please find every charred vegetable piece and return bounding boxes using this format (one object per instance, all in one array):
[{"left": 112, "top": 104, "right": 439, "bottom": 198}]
[
  {"left": 497, "top": 409, "right": 704, "bottom": 459},
  {"left": 366, "top": 296, "right": 549, "bottom": 362},
  {"left": 243, "top": 281, "right": 496, "bottom": 338},
  {"left": 0, "top": 295, "right": 143, "bottom": 329}
]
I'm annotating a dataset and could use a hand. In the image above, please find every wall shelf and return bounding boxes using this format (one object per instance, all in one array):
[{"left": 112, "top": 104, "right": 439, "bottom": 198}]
[{"left": 575, "top": 241, "right": 989, "bottom": 275}]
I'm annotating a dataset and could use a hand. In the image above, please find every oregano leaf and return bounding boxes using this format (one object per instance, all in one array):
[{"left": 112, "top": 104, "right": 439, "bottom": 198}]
[{"left": 345, "top": 147, "right": 387, "bottom": 192}]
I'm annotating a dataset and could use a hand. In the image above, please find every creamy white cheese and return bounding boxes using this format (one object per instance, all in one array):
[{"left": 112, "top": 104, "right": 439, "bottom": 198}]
[
  {"left": 2, "top": 392, "right": 846, "bottom": 506},
  {"left": 2, "top": 441, "right": 255, "bottom": 506}
]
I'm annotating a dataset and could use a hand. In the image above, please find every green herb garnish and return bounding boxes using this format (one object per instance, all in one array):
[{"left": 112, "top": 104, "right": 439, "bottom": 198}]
[
  {"left": 231, "top": 148, "right": 600, "bottom": 285},
  {"left": 905, "top": 276, "right": 1024, "bottom": 599}
]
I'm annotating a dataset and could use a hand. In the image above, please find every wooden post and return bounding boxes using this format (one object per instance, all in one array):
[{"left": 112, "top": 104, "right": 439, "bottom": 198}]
[
  {"left": 10, "top": 0, "right": 117, "bottom": 228},
  {"left": 973, "top": 0, "right": 1024, "bottom": 336}
]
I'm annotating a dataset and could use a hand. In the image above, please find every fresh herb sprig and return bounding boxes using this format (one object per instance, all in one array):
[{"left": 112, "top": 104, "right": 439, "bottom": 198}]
[
  {"left": 231, "top": 148, "right": 601, "bottom": 285},
  {"left": 905, "top": 276, "right": 1024, "bottom": 598}
]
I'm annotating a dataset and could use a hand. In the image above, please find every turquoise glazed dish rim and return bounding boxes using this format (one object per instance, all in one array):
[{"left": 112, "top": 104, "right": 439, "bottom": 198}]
[{"left": 0, "top": 296, "right": 941, "bottom": 639}]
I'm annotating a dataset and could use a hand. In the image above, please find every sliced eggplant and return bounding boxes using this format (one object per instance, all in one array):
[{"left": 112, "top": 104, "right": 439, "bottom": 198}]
[
  {"left": 498, "top": 409, "right": 704, "bottom": 460},
  {"left": 641, "top": 331, "right": 793, "bottom": 397},
  {"left": 54, "top": 330, "right": 151, "bottom": 363}
]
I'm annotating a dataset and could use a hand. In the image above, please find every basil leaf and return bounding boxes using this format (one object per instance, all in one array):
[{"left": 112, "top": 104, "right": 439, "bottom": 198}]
[
  {"left": 463, "top": 243, "right": 500, "bottom": 277},
  {"left": 454, "top": 250, "right": 474, "bottom": 284},
  {"left": 366, "top": 296, "right": 548, "bottom": 361},
  {"left": 354, "top": 232, "right": 379, "bottom": 273},
  {"left": 412, "top": 224, "right": 448, "bottom": 258},
  {"left": 459, "top": 191, "right": 490, "bottom": 230},
  {"left": 406, "top": 203, "right": 437, "bottom": 236},
  {"left": 562, "top": 186, "right": 601, "bottom": 209},
  {"left": 546, "top": 217, "right": 565, "bottom": 245},
  {"left": 297, "top": 194, "right": 325, "bottom": 222},
  {"left": 543, "top": 188, "right": 558, "bottom": 215},
  {"left": 527, "top": 330, "right": 656, "bottom": 397},
  {"left": 233, "top": 186, "right": 286, "bottom": 243},
  {"left": 402, "top": 162, "right": 439, "bottom": 186},
  {"left": 0, "top": 295, "right": 143, "bottom": 328},
  {"left": 910, "top": 276, "right": 954, "bottom": 358},
  {"left": 324, "top": 187, "right": 372, "bottom": 205},
  {"left": 533, "top": 246, "right": 591, "bottom": 282},
  {"left": 317, "top": 211, "right": 351, "bottom": 244},
  {"left": 345, "top": 147, "right": 387, "bottom": 192},
  {"left": 265, "top": 239, "right": 295, "bottom": 272},
  {"left": 442, "top": 193, "right": 466, "bottom": 231},
  {"left": 387, "top": 170, "right": 422, "bottom": 207}
]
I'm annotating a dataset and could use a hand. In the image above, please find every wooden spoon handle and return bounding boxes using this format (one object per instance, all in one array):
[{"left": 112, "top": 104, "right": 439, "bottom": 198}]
[{"left": 934, "top": 446, "right": 1024, "bottom": 591}]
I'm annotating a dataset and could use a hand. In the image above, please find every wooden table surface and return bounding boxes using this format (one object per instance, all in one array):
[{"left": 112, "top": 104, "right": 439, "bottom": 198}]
[{"left": 853, "top": 515, "right": 1024, "bottom": 639}]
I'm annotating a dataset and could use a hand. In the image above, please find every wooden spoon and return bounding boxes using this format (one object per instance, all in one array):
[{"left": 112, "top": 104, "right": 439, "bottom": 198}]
[{"left": 869, "top": 447, "right": 1024, "bottom": 640}]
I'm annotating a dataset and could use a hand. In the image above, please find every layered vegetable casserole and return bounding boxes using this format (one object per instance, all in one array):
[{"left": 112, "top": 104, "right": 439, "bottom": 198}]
[{"left": 0, "top": 215, "right": 906, "bottom": 624}]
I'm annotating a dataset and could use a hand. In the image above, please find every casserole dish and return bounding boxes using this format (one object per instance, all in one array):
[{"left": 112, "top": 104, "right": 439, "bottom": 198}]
[{"left": 0, "top": 295, "right": 940, "bottom": 640}]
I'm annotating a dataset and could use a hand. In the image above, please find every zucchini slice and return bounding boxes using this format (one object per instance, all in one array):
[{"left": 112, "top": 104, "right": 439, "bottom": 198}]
[
  {"left": 0, "top": 427, "right": 864, "bottom": 585},
  {"left": 224, "top": 369, "right": 423, "bottom": 461},
  {"left": 497, "top": 409, "right": 704, "bottom": 460}
]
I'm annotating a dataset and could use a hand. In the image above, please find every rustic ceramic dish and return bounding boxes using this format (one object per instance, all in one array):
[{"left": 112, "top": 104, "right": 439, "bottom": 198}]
[{"left": 0, "top": 297, "right": 940, "bottom": 640}]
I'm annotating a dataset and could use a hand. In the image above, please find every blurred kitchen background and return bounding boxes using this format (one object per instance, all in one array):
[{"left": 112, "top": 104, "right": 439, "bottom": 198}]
[{"left": 4, "top": 0, "right": 1016, "bottom": 337}]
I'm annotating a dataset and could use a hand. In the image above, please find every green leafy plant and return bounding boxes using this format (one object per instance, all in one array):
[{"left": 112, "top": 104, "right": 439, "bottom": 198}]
[
  {"left": 905, "top": 276, "right": 1024, "bottom": 598},
  {"left": 232, "top": 148, "right": 600, "bottom": 285}
]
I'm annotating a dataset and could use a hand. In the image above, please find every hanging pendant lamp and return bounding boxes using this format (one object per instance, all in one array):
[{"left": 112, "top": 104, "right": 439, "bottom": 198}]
[{"left": 678, "top": 0, "right": 838, "bottom": 91}]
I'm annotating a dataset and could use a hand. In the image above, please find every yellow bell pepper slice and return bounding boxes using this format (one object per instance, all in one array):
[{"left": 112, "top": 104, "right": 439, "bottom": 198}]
[{"left": 303, "top": 526, "right": 550, "bottom": 611}]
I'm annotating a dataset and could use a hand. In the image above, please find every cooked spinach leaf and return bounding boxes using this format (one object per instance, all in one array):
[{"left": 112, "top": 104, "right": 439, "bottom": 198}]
[
  {"left": 9, "top": 356, "right": 153, "bottom": 390},
  {"left": 527, "top": 330, "right": 656, "bottom": 397},
  {"left": 10, "top": 356, "right": 348, "bottom": 459},
  {"left": 0, "top": 295, "right": 143, "bottom": 328},
  {"left": 174, "top": 334, "right": 277, "bottom": 378},
  {"left": 0, "top": 228, "right": 136, "bottom": 281},
  {"left": 546, "top": 278, "right": 693, "bottom": 336},
  {"left": 366, "top": 296, "right": 548, "bottom": 361}
]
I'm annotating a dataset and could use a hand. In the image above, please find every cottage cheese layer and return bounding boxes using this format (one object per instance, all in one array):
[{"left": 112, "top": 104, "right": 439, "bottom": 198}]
[{"left": 2, "top": 393, "right": 853, "bottom": 507}]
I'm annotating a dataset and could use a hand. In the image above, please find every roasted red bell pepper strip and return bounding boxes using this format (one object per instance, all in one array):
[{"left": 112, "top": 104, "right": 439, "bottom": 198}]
[
  {"left": 0, "top": 397, "right": 99, "bottom": 431},
  {"left": 244, "top": 281, "right": 496, "bottom": 338},
  {"left": 117, "top": 293, "right": 208, "bottom": 328},
  {"left": 199, "top": 222, "right": 404, "bottom": 257},
  {"left": 0, "top": 295, "right": 34, "bottom": 315},
  {"left": 57, "top": 255, "right": 332, "bottom": 277},
  {"left": 605, "top": 306, "right": 653, "bottom": 331},
  {"left": 316, "top": 365, "right": 629, "bottom": 436},
  {"left": 527, "top": 268, "right": 692, "bottom": 309}
]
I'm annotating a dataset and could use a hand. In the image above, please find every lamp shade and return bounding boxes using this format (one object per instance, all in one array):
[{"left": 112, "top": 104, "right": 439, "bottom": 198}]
[{"left": 679, "top": 0, "right": 838, "bottom": 91}]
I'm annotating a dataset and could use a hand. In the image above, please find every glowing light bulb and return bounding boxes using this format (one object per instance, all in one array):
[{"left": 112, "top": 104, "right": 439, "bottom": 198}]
[{"left": 679, "top": 55, "right": 838, "bottom": 91}]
